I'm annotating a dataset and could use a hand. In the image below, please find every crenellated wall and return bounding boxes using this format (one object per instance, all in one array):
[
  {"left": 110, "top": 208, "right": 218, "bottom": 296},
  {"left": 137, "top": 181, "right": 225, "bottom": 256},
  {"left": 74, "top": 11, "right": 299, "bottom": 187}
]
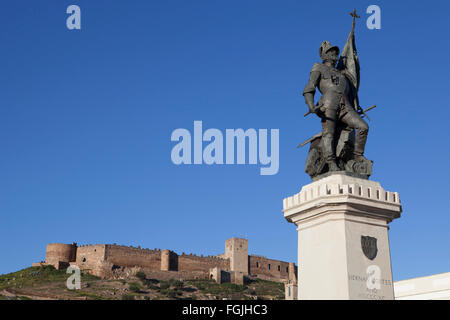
[
  {"left": 249, "top": 255, "right": 291, "bottom": 281},
  {"left": 76, "top": 244, "right": 106, "bottom": 272},
  {"left": 104, "top": 245, "right": 161, "bottom": 269},
  {"left": 178, "top": 253, "right": 230, "bottom": 272},
  {"left": 72, "top": 244, "right": 230, "bottom": 274},
  {"left": 37, "top": 240, "right": 297, "bottom": 283}
]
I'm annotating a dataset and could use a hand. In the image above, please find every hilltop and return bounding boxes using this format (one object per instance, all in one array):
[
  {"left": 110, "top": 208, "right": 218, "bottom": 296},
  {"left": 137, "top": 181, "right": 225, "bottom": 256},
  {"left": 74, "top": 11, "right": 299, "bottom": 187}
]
[{"left": 0, "top": 265, "right": 285, "bottom": 300}]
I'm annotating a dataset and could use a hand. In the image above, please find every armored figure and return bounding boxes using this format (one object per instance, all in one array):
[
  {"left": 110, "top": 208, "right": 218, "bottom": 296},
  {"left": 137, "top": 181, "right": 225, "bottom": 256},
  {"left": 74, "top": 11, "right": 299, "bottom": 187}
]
[
  {"left": 299, "top": 11, "right": 374, "bottom": 180},
  {"left": 303, "top": 41, "right": 369, "bottom": 172}
]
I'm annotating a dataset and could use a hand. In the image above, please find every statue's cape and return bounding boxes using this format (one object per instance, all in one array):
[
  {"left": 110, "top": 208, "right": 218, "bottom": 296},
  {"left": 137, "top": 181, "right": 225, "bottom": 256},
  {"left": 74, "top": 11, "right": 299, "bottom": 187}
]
[{"left": 337, "top": 22, "right": 360, "bottom": 109}]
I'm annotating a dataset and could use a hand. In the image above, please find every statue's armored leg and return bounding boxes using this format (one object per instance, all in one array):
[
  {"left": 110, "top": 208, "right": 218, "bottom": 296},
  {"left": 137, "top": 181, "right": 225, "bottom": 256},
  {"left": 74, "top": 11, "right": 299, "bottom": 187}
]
[
  {"left": 321, "top": 109, "right": 340, "bottom": 171},
  {"left": 341, "top": 108, "right": 369, "bottom": 162}
]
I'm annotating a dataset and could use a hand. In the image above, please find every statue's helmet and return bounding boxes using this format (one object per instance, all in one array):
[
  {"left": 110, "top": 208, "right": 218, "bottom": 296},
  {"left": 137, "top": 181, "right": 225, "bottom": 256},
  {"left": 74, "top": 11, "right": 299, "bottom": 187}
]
[{"left": 319, "top": 41, "right": 340, "bottom": 61}]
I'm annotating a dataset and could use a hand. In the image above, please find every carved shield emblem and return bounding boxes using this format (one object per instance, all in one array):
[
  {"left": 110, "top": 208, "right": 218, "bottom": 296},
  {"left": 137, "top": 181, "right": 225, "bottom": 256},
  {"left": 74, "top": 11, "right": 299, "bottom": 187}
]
[{"left": 361, "top": 236, "right": 378, "bottom": 260}]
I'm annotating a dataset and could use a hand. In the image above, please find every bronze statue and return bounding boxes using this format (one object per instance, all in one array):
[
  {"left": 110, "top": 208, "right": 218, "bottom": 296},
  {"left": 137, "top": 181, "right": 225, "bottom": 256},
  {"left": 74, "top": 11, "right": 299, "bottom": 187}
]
[{"left": 299, "top": 10, "right": 375, "bottom": 180}]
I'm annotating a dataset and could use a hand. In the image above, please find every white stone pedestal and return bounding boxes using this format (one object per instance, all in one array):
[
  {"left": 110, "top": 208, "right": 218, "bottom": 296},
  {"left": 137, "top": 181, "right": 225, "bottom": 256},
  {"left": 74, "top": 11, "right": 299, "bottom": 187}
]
[{"left": 283, "top": 174, "right": 402, "bottom": 300}]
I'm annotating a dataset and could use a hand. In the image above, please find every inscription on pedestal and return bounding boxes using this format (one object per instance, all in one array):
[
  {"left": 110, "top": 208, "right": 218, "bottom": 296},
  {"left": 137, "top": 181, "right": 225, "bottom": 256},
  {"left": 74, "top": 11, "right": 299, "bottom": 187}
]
[{"left": 348, "top": 264, "right": 394, "bottom": 300}]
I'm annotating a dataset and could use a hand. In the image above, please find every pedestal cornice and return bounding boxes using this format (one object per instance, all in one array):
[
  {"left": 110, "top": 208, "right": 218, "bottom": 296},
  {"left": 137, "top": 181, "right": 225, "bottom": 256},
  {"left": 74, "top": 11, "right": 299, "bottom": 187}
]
[{"left": 283, "top": 174, "right": 402, "bottom": 225}]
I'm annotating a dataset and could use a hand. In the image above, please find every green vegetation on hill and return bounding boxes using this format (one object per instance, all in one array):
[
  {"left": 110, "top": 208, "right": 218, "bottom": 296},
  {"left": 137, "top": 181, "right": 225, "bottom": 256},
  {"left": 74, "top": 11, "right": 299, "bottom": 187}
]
[
  {"left": 0, "top": 265, "right": 99, "bottom": 291},
  {"left": 0, "top": 266, "right": 285, "bottom": 300}
]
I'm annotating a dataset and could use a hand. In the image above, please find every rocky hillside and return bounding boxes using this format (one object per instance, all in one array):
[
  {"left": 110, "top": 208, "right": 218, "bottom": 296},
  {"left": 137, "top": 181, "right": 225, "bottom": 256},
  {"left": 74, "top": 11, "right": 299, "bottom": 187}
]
[{"left": 0, "top": 265, "right": 285, "bottom": 300}]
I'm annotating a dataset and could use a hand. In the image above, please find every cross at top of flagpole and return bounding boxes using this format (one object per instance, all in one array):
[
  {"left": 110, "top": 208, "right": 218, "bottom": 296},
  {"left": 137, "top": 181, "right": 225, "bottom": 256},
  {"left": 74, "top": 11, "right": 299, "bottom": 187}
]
[
  {"left": 350, "top": 9, "right": 360, "bottom": 31},
  {"left": 350, "top": 9, "right": 360, "bottom": 19}
]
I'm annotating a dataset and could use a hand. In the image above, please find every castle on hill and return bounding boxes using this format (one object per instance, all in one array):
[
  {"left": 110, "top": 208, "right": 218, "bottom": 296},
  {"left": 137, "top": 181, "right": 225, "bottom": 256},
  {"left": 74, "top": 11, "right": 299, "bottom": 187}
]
[{"left": 32, "top": 237, "right": 298, "bottom": 297}]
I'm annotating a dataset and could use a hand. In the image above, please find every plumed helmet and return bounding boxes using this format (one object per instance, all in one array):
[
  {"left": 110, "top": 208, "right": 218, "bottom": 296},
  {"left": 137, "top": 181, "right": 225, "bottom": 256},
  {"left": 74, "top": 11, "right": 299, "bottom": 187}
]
[{"left": 319, "top": 41, "right": 340, "bottom": 61}]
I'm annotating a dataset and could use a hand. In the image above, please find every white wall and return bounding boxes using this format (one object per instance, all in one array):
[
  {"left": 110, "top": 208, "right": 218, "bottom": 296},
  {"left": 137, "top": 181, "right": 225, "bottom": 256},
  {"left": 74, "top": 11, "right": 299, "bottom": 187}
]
[{"left": 394, "top": 272, "right": 450, "bottom": 300}]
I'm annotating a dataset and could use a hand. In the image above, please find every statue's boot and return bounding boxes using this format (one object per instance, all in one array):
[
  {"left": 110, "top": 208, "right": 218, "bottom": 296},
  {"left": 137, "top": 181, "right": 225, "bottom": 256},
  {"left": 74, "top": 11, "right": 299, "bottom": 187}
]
[
  {"left": 322, "top": 133, "right": 341, "bottom": 171},
  {"left": 354, "top": 154, "right": 369, "bottom": 163},
  {"left": 354, "top": 124, "right": 369, "bottom": 162},
  {"left": 327, "top": 160, "right": 340, "bottom": 172}
]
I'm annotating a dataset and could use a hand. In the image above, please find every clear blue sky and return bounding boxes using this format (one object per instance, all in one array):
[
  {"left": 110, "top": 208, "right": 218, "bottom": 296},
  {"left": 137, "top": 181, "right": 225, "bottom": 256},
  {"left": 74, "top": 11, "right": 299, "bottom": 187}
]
[{"left": 0, "top": 1, "right": 449, "bottom": 281}]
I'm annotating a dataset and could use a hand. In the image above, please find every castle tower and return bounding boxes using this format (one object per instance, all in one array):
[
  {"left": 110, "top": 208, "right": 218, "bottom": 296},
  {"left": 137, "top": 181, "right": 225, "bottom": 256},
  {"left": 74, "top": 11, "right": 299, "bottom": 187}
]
[
  {"left": 161, "top": 249, "right": 178, "bottom": 271},
  {"left": 288, "top": 262, "right": 297, "bottom": 282},
  {"left": 224, "top": 238, "right": 248, "bottom": 275},
  {"left": 45, "top": 243, "right": 77, "bottom": 269}
]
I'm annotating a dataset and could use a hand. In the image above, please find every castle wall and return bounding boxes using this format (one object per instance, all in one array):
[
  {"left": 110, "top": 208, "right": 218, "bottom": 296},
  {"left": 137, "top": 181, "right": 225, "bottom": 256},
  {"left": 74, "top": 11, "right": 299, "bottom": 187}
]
[
  {"left": 249, "top": 255, "right": 291, "bottom": 280},
  {"left": 140, "top": 269, "right": 209, "bottom": 281},
  {"left": 75, "top": 244, "right": 229, "bottom": 274},
  {"left": 39, "top": 239, "right": 297, "bottom": 283},
  {"left": 104, "top": 245, "right": 161, "bottom": 269},
  {"left": 76, "top": 244, "right": 106, "bottom": 272},
  {"left": 178, "top": 254, "right": 229, "bottom": 272}
]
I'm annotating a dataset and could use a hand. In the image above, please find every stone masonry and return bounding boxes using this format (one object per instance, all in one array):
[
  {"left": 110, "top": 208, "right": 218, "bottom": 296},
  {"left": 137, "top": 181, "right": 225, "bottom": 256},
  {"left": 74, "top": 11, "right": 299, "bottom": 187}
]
[{"left": 33, "top": 237, "right": 297, "bottom": 286}]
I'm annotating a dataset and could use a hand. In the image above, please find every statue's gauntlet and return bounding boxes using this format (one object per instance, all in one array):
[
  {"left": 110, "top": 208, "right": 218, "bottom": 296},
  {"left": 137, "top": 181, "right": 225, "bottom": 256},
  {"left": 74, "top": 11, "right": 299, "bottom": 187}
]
[{"left": 304, "top": 93, "right": 316, "bottom": 113}]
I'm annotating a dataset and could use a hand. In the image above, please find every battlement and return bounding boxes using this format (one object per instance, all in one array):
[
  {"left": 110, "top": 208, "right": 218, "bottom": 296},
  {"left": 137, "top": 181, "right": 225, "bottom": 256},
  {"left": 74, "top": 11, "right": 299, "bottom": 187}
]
[
  {"left": 77, "top": 243, "right": 161, "bottom": 253},
  {"left": 250, "top": 254, "right": 267, "bottom": 259},
  {"left": 180, "top": 252, "right": 227, "bottom": 261},
  {"left": 283, "top": 174, "right": 401, "bottom": 215},
  {"left": 105, "top": 244, "right": 161, "bottom": 254},
  {"left": 77, "top": 244, "right": 106, "bottom": 248},
  {"left": 37, "top": 238, "right": 296, "bottom": 282}
]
